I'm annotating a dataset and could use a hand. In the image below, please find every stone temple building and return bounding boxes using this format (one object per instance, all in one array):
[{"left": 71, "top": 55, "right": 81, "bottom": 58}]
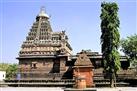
[
  {"left": 17, "top": 7, "right": 72, "bottom": 79},
  {"left": 16, "top": 7, "right": 136, "bottom": 87}
]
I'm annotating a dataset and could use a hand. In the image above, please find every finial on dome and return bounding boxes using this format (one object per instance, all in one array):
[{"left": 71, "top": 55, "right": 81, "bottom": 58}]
[
  {"left": 38, "top": 6, "right": 49, "bottom": 18},
  {"left": 40, "top": 6, "right": 45, "bottom": 12}
]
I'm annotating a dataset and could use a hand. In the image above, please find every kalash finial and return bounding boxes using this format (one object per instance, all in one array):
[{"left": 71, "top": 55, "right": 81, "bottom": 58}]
[
  {"left": 40, "top": 6, "right": 45, "bottom": 13},
  {"left": 38, "top": 6, "right": 49, "bottom": 18}
]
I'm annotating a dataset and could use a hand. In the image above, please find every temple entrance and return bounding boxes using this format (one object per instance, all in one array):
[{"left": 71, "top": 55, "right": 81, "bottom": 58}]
[{"left": 53, "top": 60, "right": 60, "bottom": 73}]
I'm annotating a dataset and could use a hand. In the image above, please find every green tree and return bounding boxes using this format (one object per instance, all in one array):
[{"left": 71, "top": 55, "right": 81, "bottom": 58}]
[
  {"left": 121, "top": 34, "right": 137, "bottom": 68},
  {"left": 0, "top": 63, "right": 9, "bottom": 71},
  {"left": 100, "top": 2, "right": 121, "bottom": 87},
  {"left": 6, "top": 64, "right": 18, "bottom": 80}
]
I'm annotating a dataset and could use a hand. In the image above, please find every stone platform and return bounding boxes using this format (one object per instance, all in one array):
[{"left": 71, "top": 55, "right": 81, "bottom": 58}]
[
  {"left": 64, "top": 88, "right": 96, "bottom": 91},
  {"left": 1, "top": 87, "right": 137, "bottom": 91}
]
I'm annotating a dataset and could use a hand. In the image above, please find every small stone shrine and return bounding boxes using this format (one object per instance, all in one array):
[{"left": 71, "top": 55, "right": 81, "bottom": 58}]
[{"left": 73, "top": 51, "right": 94, "bottom": 88}]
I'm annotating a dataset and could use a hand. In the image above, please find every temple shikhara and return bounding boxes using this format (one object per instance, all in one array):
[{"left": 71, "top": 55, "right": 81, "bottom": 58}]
[
  {"left": 17, "top": 7, "right": 73, "bottom": 79},
  {"left": 15, "top": 7, "right": 136, "bottom": 87}
]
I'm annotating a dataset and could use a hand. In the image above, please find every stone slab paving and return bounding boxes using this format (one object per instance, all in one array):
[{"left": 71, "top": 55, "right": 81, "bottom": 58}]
[
  {"left": 96, "top": 87, "right": 137, "bottom": 91},
  {"left": 0, "top": 87, "right": 63, "bottom": 91},
  {"left": 0, "top": 87, "right": 137, "bottom": 91}
]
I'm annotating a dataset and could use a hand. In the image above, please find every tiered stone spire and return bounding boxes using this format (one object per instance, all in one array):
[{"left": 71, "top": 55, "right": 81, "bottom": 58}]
[{"left": 19, "top": 7, "right": 72, "bottom": 57}]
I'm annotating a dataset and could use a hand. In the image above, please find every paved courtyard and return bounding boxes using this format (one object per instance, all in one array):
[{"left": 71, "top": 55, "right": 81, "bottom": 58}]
[{"left": 0, "top": 87, "right": 137, "bottom": 91}]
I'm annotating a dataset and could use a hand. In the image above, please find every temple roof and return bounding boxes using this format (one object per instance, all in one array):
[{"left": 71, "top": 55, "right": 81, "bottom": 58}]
[
  {"left": 18, "top": 7, "right": 72, "bottom": 57},
  {"left": 74, "top": 51, "right": 93, "bottom": 67}
]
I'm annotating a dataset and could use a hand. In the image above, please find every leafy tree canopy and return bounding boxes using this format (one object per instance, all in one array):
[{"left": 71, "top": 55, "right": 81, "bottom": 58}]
[
  {"left": 0, "top": 63, "right": 18, "bottom": 79},
  {"left": 6, "top": 64, "right": 18, "bottom": 80},
  {"left": 100, "top": 2, "right": 121, "bottom": 73},
  {"left": 121, "top": 34, "right": 137, "bottom": 68},
  {"left": 0, "top": 63, "right": 9, "bottom": 71}
]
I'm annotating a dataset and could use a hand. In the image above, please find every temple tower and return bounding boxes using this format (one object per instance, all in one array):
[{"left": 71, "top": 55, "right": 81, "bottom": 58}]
[{"left": 17, "top": 7, "right": 72, "bottom": 80}]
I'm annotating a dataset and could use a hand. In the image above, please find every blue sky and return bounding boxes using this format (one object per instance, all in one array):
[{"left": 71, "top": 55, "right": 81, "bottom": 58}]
[{"left": 0, "top": 0, "right": 137, "bottom": 63}]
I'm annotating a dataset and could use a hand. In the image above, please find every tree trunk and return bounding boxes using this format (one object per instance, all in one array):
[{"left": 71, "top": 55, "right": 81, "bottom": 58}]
[
  {"left": 110, "top": 73, "right": 115, "bottom": 88},
  {"left": 114, "top": 73, "right": 117, "bottom": 87}
]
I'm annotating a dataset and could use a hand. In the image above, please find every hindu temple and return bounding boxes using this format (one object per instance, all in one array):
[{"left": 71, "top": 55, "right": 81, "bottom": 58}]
[{"left": 13, "top": 7, "right": 137, "bottom": 87}]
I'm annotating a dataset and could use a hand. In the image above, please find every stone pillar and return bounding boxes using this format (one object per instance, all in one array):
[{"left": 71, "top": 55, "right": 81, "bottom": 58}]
[
  {"left": 73, "top": 67, "right": 94, "bottom": 88},
  {"left": 76, "top": 75, "right": 86, "bottom": 89}
]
